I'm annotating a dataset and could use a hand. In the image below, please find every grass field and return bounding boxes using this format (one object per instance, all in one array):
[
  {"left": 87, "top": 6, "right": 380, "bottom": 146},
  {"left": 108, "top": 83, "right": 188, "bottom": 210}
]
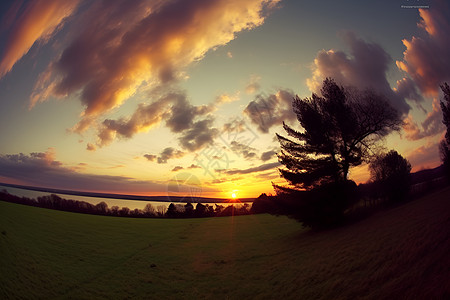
[{"left": 1, "top": 187, "right": 449, "bottom": 299}]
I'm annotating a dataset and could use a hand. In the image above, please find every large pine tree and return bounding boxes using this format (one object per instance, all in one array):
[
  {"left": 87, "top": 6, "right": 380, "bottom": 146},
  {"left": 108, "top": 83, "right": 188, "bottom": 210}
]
[{"left": 276, "top": 78, "right": 402, "bottom": 191}]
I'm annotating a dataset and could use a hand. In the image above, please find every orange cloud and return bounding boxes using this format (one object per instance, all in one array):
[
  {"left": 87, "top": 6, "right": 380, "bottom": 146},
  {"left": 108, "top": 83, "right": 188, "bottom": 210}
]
[
  {"left": 171, "top": 166, "right": 184, "bottom": 172},
  {"left": 405, "top": 142, "right": 441, "bottom": 172},
  {"left": 30, "top": 0, "right": 281, "bottom": 132},
  {"left": 403, "top": 98, "right": 445, "bottom": 141},
  {"left": 0, "top": 148, "right": 172, "bottom": 195},
  {"left": 96, "top": 91, "right": 218, "bottom": 149},
  {"left": 245, "top": 75, "right": 262, "bottom": 94},
  {"left": 215, "top": 92, "right": 240, "bottom": 105},
  {"left": 396, "top": 2, "right": 450, "bottom": 95},
  {"left": 0, "top": 0, "right": 80, "bottom": 77},
  {"left": 86, "top": 143, "right": 96, "bottom": 152}
]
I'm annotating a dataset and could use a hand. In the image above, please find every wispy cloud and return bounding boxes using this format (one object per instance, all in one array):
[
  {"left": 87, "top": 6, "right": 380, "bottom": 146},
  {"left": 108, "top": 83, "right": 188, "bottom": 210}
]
[
  {"left": 86, "top": 143, "right": 96, "bottom": 151},
  {"left": 171, "top": 166, "right": 184, "bottom": 172},
  {"left": 394, "top": 77, "right": 424, "bottom": 105},
  {"left": 147, "top": 147, "right": 185, "bottom": 164},
  {"left": 96, "top": 90, "right": 219, "bottom": 151},
  {"left": 229, "top": 141, "right": 258, "bottom": 160},
  {"left": 0, "top": 0, "right": 80, "bottom": 77},
  {"left": 0, "top": 148, "right": 168, "bottom": 194},
  {"left": 403, "top": 98, "right": 445, "bottom": 140},
  {"left": 178, "top": 118, "right": 219, "bottom": 151},
  {"left": 97, "top": 92, "right": 183, "bottom": 146},
  {"left": 244, "top": 89, "right": 296, "bottom": 133},
  {"left": 245, "top": 75, "right": 262, "bottom": 94},
  {"left": 405, "top": 141, "right": 441, "bottom": 172},
  {"left": 157, "top": 147, "right": 185, "bottom": 164},
  {"left": 144, "top": 154, "right": 157, "bottom": 162},
  {"left": 221, "top": 162, "right": 280, "bottom": 175},
  {"left": 28, "top": 0, "right": 281, "bottom": 133},
  {"left": 260, "top": 150, "right": 277, "bottom": 162},
  {"left": 187, "top": 164, "right": 201, "bottom": 169},
  {"left": 215, "top": 92, "right": 240, "bottom": 105}
]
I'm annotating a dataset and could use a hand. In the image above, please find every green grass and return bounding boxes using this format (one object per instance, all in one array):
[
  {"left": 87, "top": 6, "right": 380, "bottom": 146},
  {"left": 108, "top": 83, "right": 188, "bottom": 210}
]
[{"left": 1, "top": 187, "right": 449, "bottom": 299}]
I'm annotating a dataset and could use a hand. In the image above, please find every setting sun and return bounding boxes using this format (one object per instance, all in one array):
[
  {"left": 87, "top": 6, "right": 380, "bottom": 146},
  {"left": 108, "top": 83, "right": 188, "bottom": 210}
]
[
  {"left": 0, "top": 0, "right": 444, "bottom": 199},
  {"left": 0, "top": 1, "right": 448, "bottom": 299}
]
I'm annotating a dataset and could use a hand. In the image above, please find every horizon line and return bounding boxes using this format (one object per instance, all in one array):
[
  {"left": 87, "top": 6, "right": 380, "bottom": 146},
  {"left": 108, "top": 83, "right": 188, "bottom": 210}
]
[{"left": 0, "top": 182, "right": 255, "bottom": 203}]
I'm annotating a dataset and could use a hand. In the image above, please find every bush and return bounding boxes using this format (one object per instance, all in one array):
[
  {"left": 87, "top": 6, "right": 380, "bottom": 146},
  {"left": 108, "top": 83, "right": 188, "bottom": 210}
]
[
  {"left": 369, "top": 150, "right": 411, "bottom": 203},
  {"left": 251, "top": 193, "right": 277, "bottom": 214},
  {"left": 274, "top": 181, "right": 358, "bottom": 229}
]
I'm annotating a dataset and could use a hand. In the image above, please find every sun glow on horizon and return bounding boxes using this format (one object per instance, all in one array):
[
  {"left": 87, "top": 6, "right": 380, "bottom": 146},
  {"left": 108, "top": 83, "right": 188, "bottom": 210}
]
[{"left": 0, "top": 0, "right": 444, "bottom": 199}]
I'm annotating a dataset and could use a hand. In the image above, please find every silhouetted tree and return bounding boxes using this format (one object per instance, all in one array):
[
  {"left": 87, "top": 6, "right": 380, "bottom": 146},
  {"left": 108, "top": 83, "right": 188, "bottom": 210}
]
[
  {"left": 206, "top": 204, "right": 215, "bottom": 217},
  {"left": 143, "top": 203, "right": 156, "bottom": 216},
  {"left": 95, "top": 201, "right": 108, "bottom": 215},
  {"left": 129, "top": 208, "right": 143, "bottom": 217},
  {"left": 166, "top": 203, "right": 177, "bottom": 217},
  {"left": 275, "top": 78, "right": 402, "bottom": 227},
  {"left": 184, "top": 202, "right": 194, "bottom": 217},
  {"left": 251, "top": 193, "right": 277, "bottom": 214},
  {"left": 237, "top": 203, "right": 250, "bottom": 215},
  {"left": 276, "top": 181, "right": 358, "bottom": 228},
  {"left": 119, "top": 207, "right": 130, "bottom": 217},
  {"left": 156, "top": 205, "right": 167, "bottom": 216},
  {"left": 195, "top": 203, "right": 206, "bottom": 217},
  {"left": 111, "top": 205, "right": 119, "bottom": 216},
  {"left": 439, "top": 82, "right": 450, "bottom": 177},
  {"left": 220, "top": 205, "right": 235, "bottom": 216},
  {"left": 277, "top": 78, "right": 402, "bottom": 190},
  {"left": 215, "top": 204, "right": 224, "bottom": 214},
  {"left": 369, "top": 150, "right": 411, "bottom": 202}
]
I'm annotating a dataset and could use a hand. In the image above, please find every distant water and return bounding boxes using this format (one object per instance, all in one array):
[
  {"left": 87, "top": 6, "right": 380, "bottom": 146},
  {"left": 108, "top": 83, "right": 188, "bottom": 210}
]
[{"left": 0, "top": 185, "right": 246, "bottom": 211}]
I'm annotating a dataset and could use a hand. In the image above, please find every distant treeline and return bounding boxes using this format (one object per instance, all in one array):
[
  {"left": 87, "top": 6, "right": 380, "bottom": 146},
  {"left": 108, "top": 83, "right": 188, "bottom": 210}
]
[
  {"left": 1, "top": 165, "right": 446, "bottom": 221},
  {"left": 0, "top": 189, "right": 252, "bottom": 218},
  {"left": 0, "top": 182, "right": 253, "bottom": 203}
]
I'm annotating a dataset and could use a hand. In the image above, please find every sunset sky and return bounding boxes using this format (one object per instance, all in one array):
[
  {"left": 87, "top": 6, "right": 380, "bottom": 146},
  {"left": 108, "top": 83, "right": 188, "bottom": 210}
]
[{"left": 0, "top": 0, "right": 448, "bottom": 199}]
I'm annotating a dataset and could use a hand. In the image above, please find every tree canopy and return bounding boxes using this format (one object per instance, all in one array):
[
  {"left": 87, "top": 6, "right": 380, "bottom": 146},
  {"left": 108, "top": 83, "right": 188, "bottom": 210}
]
[
  {"left": 369, "top": 150, "right": 411, "bottom": 202},
  {"left": 276, "top": 78, "right": 402, "bottom": 190},
  {"left": 369, "top": 150, "right": 411, "bottom": 183}
]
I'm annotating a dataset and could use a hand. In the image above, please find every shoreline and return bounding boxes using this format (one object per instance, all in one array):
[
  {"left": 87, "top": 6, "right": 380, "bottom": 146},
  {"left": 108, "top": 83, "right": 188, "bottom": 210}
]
[{"left": 0, "top": 182, "right": 254, "bottom": 203}]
